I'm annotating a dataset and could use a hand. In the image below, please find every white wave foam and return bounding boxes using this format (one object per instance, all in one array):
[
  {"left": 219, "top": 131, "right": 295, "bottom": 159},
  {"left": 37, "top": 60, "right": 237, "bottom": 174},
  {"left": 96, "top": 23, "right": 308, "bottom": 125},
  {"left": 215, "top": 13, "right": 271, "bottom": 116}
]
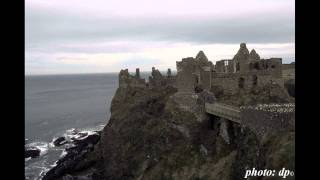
[
  {"left": 60, "top": 149, "right": 67, "bottom": 158},
  {"left": 63, "top": 126, "right": 100, "bottom": 142},
  {"left": 26, "top": 141, "right": 50, "bottom": 156},
  {"left": 38, "top": 166, "right": 51, "bottom": 179}
]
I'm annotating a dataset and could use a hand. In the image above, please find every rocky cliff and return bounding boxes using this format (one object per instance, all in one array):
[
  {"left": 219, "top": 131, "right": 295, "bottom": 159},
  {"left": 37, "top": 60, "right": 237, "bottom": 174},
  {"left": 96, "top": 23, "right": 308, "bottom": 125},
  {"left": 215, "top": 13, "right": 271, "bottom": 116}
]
[{"left": 43, "top": 79, "right": 294, "bottom": 180}]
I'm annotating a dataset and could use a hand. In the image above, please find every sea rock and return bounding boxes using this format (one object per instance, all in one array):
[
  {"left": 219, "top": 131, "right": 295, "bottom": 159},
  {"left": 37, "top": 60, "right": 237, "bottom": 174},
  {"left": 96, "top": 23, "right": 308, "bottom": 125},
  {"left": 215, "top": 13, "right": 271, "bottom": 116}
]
[
  {"left": 53, "top": 137, "right": 68, "bottom": 146},
  {"left": 71, "top": 132, "right": 88, "bottom": 141},
  {"left": 73, "top": 133, "right": 100, "bottom": 147},
  {"left": 25, "top": 147, "right": 41, "bottom": 158},
  {"left": 42, "top": 132, "right": 101, "bottom": 180}
]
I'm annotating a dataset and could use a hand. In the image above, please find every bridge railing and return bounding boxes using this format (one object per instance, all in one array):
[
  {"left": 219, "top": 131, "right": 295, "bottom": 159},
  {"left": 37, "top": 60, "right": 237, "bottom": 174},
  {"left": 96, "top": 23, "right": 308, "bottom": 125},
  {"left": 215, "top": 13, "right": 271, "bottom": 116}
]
[{"left": 205, "top": 103, "right": 241, "bottom": 123}]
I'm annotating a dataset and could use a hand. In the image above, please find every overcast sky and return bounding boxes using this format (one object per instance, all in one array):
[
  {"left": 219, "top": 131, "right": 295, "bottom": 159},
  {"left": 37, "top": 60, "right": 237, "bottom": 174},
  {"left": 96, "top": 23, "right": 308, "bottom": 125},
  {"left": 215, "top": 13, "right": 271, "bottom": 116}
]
[{"left": 26, "top": 0, "right": 295, "bottom": 75}]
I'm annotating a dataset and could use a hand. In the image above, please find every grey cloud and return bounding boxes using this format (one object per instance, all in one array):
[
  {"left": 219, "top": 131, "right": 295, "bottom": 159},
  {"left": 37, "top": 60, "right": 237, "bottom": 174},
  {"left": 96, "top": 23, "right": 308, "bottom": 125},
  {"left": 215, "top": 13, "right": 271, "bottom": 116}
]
[{"left": 26, "top": 6, "right": 294, "bottom": 54}]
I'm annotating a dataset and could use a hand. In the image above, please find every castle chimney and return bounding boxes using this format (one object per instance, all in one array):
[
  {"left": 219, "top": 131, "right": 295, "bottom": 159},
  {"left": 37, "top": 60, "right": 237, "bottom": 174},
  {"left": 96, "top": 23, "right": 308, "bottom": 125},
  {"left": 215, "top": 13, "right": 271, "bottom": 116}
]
[
  {"left": 167, "top": 68, "right": 172, "bottom": 77},
  {"left": 135, "top": 68, "right": 140, "bottom": 78}
]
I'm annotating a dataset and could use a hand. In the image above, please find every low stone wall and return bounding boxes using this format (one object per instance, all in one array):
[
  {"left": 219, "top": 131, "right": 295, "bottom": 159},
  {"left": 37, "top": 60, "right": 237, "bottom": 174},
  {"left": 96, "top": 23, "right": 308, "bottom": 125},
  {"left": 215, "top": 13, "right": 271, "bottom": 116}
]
[{"left": 240, "top": 103, "right": 295, "bottom": 139}]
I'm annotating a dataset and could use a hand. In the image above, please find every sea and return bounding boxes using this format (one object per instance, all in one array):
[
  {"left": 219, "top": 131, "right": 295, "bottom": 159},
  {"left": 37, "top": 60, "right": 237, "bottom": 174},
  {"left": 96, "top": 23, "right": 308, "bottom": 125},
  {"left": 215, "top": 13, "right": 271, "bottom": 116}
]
[
  {"left": 25, "top": 71, "right": 168, "bottom": 179},
  {"left": 25, "top": 73, "right": 120, "bottom": 180}
]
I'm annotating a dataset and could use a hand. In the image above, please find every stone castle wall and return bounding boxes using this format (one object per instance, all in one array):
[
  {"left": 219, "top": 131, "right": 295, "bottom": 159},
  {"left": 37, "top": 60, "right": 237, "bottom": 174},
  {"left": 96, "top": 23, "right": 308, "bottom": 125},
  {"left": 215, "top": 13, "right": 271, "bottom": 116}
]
[
  {"left": 119, "top": 68, "right": 177, "bottom": 89},
  {"left": 119, "top": 69, "right": 146, "bottom": 88},
  {"left": 119, "top": 43, "right": 291, "bottom": 96},
  {"left": 282, "top": 64, "right": 295, "bottom": 81},
  {"left": 176, "top": 57, "right": 198, "bottom": 93},
  {"left": 210, "top": 71, "right": 284, "bottom": 95},
  {"left": 174, "top": 43, "right": 288, "bottom": 95},
  {"left": 240, "top": 104, "right": 295, "bottom": 139}
]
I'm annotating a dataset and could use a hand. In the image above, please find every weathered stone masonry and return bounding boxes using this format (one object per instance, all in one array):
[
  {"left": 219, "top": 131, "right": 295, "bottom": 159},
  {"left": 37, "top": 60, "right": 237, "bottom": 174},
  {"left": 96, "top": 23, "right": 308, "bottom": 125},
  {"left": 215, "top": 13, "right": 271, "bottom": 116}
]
[
  {"left": 176, "top": 43, "right": 288, "bottom": 95},
  {"left": 118, "top": 43, "right": 295, "bottom": 139}
]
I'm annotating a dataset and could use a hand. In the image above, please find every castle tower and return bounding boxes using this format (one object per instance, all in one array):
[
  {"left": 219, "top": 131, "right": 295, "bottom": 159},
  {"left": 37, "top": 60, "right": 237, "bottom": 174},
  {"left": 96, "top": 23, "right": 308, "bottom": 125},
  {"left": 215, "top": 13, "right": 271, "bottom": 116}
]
[
  {"left": 167, "top": 68, "right": 172, "bottom": 77},
  {"left": 135, "top": 68, "right": 140, "bottom": 78},
  {"left": 233, "top": 43, "right": 250, "bottom": 73}
]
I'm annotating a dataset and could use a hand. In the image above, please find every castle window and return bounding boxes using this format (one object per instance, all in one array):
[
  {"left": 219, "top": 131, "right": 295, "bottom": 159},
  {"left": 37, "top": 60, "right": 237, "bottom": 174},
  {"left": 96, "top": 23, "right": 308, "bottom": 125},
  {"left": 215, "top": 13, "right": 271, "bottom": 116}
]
[
  {"left": 252, "top": 75, "right": 258, "bottom": 86},
  {"left": 238, "top": 77, "right": 245, "bottom": 88},
  {"left": 254, "top": 62, "right": 260, "bottom": 70},
  {"left": 236, "top": 63, "right": 240, "bottom": 71},
  {"left": 271, "top": 65, "right": 276, "bottom": 69}
]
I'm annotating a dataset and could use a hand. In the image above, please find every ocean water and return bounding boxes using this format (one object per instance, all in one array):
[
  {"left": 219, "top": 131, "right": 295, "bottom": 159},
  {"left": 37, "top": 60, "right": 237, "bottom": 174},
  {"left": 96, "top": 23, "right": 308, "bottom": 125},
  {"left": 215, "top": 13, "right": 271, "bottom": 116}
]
[{"left": 25, "top": 73, "right": 119, "bottom": 180}]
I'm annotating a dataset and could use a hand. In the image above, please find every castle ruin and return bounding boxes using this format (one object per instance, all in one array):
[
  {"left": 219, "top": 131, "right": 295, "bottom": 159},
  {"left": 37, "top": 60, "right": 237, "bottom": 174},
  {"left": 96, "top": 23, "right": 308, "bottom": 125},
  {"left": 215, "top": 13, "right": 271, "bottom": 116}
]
[
  {"left": 176, "top": 43, "right": 285, "bottom": 95},
  {"left": 118, "top": 43, "right": 294, "bottom": 96},
  {"left": 117, "top": 43, "right": 295, "bottom": 139}
]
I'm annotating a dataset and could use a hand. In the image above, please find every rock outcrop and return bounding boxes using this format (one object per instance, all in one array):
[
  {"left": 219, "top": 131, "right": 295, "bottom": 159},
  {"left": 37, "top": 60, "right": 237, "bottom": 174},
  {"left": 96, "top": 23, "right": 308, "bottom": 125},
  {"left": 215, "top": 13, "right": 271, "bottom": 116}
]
[
  {"left": 53, "top": 137, "right": 67, "bottom": 147},
  {"left": 43, "top": 71, "right": 294, "bottom": 179},
  {"left": 43, "top": 55, "right": 295, "bottom": 180},
  {"left": 25, "top": 147, "right": 41, "bottom": 159},
  {"left": 42, "top": 132, "right": 102, "bottom": 180}
]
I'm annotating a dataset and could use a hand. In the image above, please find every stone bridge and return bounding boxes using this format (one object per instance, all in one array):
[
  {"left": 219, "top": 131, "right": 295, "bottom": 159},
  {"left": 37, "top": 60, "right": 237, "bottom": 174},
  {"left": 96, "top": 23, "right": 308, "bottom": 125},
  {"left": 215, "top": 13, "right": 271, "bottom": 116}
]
[{"left": 205, "top": 103, "right": 241, "bottom": 123}]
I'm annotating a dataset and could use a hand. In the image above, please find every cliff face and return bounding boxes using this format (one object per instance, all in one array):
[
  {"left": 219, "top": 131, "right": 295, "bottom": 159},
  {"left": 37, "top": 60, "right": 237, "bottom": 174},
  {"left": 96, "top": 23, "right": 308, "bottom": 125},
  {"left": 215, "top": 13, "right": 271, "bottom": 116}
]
[
  {"left": 62, "top": 82, "right": 293, "bottom": 180},
  {"left": 96, "top": 85, "right": 237, "bottom": 180},
  {"left": 44, "top": 82, "right": 294, "bottom": 180}
]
